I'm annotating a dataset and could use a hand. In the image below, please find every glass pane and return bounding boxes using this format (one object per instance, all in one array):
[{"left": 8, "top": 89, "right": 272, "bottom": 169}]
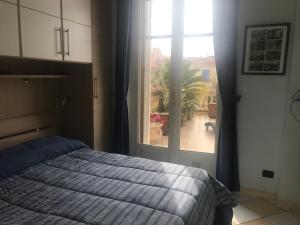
[
  {"left": 183, "top": 37, "right": 215, "bottom": 57},
  {"left": 180, "top": 37, "right": 218, "bottom": 153},
  {"left": 140, "top": 39, "right": 171, "bottom": 148},
  {"left": 184, "top": 0, "right": 213, "bottom": 34},
  {"left": 145, "top": 0, "right": 173, "bottom": 36}
]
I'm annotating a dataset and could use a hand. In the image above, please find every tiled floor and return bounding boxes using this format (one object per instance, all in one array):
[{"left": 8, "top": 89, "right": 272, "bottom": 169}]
[
  {"left": 232, "top": 193, "right": 300, "bottom": 225},
  {"left": 150, "top": 112, "right": 216, "bottom": 153}
]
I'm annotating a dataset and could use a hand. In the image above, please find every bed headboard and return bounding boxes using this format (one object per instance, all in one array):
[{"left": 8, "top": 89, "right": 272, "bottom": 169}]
[{"left": 0, "top": 113, "right": 57, "bottom": 150}]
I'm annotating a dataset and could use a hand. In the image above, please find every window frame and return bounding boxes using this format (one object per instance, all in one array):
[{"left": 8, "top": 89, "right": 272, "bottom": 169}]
[{"left": 138, "top": 0, "right": 220, "bottom": 158}]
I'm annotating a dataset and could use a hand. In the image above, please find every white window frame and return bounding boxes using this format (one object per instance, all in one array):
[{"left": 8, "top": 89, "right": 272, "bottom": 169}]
[{"left": 129, "top": 0, "right": 220, "bottom": 172}]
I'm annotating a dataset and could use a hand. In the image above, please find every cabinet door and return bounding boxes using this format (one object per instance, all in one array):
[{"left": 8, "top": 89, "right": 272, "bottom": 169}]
[
  {"left": 63, "top": 20, "right": 92, "bottom": 63},
  {"left": 3, "top": 0, "right": 17, "bottom": 4},
  {"left": 0, "top": 1, "right": 20, "bottom": 57},
  {"left": 62, "top": 0, "right": 91, "bottom": 26},
  {"left": 20, "top": 0, "right": 60, "bottom": 17},
  {"left": 21, "top": 7, "right": 63, "bottom": 60}
]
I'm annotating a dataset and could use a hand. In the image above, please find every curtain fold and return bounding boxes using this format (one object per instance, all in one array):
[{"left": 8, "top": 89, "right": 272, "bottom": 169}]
[
  {"left": 112, "top": 0, "right": 132, "bottom": 155},
  {"left": 213, "top": 0, "right": 240, "bottom": 191}
]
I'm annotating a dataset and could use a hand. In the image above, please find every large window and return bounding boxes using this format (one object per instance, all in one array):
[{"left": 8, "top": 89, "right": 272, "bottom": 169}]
[
  {"left": 140, "top": 0, "right": 173, "bottom": 148},
  {"left": 140, "top": 0, "right": 218, "bottom": 153}
]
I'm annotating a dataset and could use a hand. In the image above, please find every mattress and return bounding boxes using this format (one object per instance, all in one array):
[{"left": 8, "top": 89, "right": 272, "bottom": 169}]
[{"left": 0, "top": 137, "right": 236, "bottom": 225}]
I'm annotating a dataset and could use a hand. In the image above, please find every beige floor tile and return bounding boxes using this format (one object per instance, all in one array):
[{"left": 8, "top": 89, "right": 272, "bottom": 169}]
[
  {"left": 291, "top": 210, "right": 300, "bottom": 219},
  {"left": 240, "top": 188, "right": 277, "bottom": 201},
  {"left": 265, "top": 212, "right": 300, "bottom": 225},
  {"left": 233, "top": 204, "right": 260, "bottom": 224},
  {"left": 266, "top": 199, "right": 278, "bottom": 206},
  {"left": 241, "top": 198, "right": 283, "bottom": 218},
  {"left": 242, "top": 219, "right": 272, "bottom": 225},
  {"left": 235, "top": 192, "right": 254, "bottom": 202}
]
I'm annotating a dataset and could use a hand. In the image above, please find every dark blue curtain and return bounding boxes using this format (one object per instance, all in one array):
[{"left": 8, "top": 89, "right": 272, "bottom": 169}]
[
  {"left": 113, "top": 0, "right": 132, "bottom": 155},
  {"left": 213, "top": 0, "right": 240, "bottom": 191}
]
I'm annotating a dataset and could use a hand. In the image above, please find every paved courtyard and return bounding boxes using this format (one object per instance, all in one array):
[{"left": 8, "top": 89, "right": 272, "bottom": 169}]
[{"left": 150, "top": 112, "right": 216, "bottom": 153}]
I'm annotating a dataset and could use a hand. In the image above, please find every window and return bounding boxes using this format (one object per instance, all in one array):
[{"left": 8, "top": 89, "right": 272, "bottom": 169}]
[
  {"left": 140, "top": 0, "right": 173, "bottom": 147},
  {"left": 180, "top": 0, "right": 217, "bottom": 152},
  {"left": 140, "top": 0, "right": 218, "bottom": 153}
]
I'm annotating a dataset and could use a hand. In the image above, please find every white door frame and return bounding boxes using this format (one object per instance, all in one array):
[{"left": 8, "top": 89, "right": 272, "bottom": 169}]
[{"left": 129, "top": 0, "right": 218, "bottom": 174}]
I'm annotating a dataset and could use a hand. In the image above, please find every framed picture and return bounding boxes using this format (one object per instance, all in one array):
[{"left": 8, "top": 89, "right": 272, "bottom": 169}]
[{"left": 242, "top": 23, "right": 290, "bottom": 75}]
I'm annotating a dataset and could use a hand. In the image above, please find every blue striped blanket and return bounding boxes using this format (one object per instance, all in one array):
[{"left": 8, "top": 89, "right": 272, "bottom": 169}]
[{"left": 0, "top": 137, "right": 236, "bottom": 225}]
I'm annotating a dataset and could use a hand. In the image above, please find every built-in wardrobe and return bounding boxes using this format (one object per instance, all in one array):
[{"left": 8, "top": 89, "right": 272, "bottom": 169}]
[{"left": 0, "top": 0, "right": 114, "bottom": 151}]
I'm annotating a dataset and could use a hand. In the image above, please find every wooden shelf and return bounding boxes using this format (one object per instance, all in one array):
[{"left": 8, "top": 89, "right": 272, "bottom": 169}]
[{"left": 0, "top": 74, "right": 70, "bottom": 79}]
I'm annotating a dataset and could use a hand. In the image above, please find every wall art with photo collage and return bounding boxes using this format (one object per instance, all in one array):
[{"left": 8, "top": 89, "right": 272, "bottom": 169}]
[{"left": 243, "top": 23, "right": 290, "bottom": 75}]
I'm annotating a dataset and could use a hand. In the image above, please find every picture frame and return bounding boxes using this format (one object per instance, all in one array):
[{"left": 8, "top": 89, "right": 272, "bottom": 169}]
[{"left": 242, "top": 23, "right": 290, "bottom": 75}]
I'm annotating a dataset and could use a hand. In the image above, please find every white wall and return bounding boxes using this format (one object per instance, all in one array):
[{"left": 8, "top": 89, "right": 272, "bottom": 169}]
[
  {"left": 237, "top": 0, "right": 298, "bottom": 193},
  {"left": 278, "top": 0, "right": 300, "bottom": 204}
]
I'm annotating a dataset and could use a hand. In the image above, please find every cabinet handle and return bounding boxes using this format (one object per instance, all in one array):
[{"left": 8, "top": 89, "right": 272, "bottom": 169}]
[
  {"left": 64, "top": 29, "right": 70, "bottom": 56},
  {"left": 94, "top": 77, "right": 98, "bottom": 99},
  {"left": 56, "top": 27, "right": 63, "bottom": 55}
]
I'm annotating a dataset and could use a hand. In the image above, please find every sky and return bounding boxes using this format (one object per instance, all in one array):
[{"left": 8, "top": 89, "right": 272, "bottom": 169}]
[{"left": 149, "top": 0, "right": 215, "bottom": 57}]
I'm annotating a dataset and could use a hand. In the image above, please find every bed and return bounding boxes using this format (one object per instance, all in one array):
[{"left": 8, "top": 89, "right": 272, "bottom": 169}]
[{"left": 0, "top": 136, "right": 236, "bottom": 225}]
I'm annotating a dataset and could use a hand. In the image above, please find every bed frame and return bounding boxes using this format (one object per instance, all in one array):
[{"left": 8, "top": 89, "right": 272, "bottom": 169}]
[{"left": 0, "top": 113, "right": 57, "bottom": 150}]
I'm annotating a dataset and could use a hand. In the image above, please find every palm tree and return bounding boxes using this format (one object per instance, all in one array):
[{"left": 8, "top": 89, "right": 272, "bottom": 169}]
[
  {"left": 151, "top": 60, "right": 207, "bottom": 121},
  {"left": 181, "top": 62, "right": 207, "bottom": 121},
  {"left": 151, "top": 60, "right": 171, "bottom": 113}
]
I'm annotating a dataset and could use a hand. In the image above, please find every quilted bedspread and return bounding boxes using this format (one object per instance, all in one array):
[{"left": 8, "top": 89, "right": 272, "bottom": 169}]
[{"left": 0, "top": 137, "right": 236, "bottom": 225}]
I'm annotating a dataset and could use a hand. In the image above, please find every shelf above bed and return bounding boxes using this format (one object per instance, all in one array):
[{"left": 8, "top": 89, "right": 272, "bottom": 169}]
[{"left": 0, "top": 74, "right": 70, "bottom": 79}]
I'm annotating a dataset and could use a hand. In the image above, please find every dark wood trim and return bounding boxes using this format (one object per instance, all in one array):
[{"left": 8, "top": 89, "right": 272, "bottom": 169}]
[
  {"left": 0, "top": 125, "right": 53, "bottom": 140},
  {"left": 16, "top": 0, "right": 23, "bottom": 57},
  {"left": 0, "top": 74, "right": 70, "bottom": 79}
]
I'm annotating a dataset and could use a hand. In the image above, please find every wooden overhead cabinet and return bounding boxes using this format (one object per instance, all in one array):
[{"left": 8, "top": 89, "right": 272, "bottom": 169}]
[
  {"left": 20, "top": 7, "right": 63, "bottom": 61},
  {"left": 19, "top": 0, "right": 61, "bottom": 17},
  {"left": 0, "top": 1, "right": 20, "bottom": 57},
  {"left": 62, "top": 0, "right": 92, "bottom": 63},
  {"left": 63, "top": 20, "right": 92, "bottom": 63},
  {"left": 2, "top": 0, "right": 17, "bottom": 4},
  {"left": 16, "top": 0, "right": 91, "bottom": 62},
  {"left": 62, "top": 0, "right": 91, "bottom": 26}
]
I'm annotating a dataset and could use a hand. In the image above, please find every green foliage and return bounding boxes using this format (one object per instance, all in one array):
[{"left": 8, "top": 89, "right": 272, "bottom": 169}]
[
  {"left": 181, "top": 62, "right": 207, "bottom": 120},
  {"left": 151, "top": 59, "right": 208, "bottom": 120},
  {"left": 151, "top": 60, "right": 171, "bottom": 113}
]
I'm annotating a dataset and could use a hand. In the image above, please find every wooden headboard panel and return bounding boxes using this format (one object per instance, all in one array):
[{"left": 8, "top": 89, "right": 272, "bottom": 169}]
[{"left": 0, "top": 113, "right": 57, "bottom": 150}]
